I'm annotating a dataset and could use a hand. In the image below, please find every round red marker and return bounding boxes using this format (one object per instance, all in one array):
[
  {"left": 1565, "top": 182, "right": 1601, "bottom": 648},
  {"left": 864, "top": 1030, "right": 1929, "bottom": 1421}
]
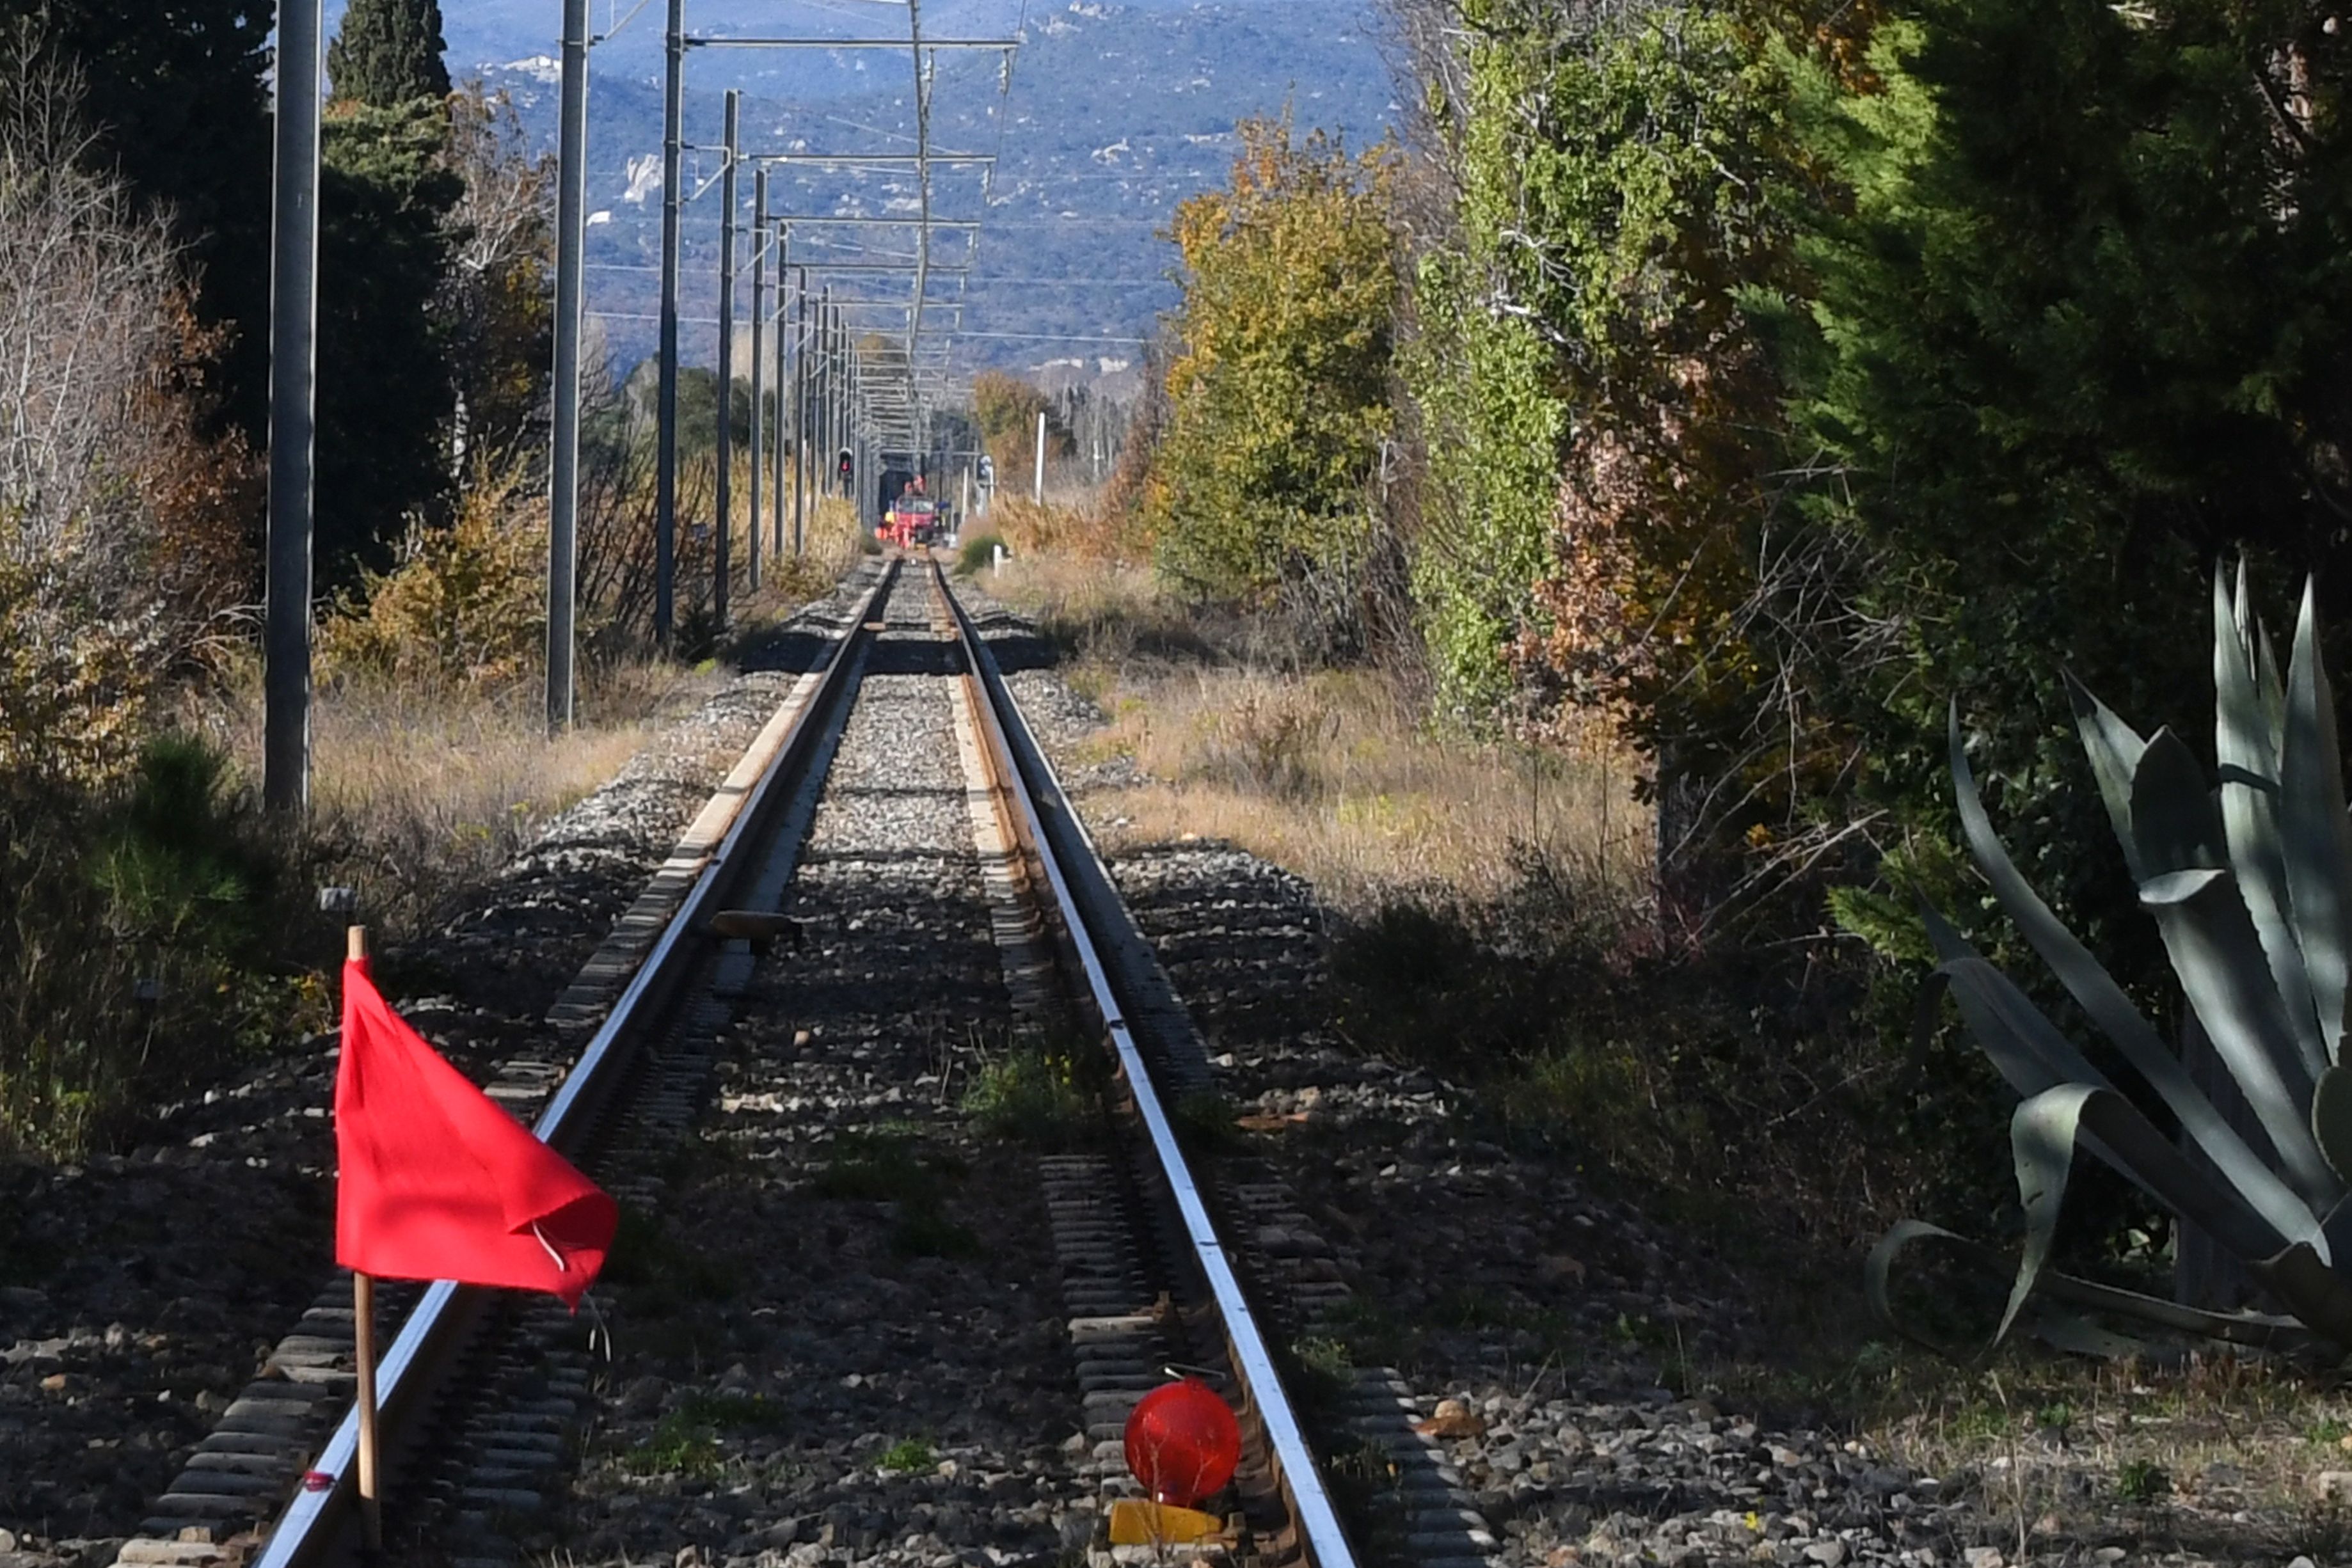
[{"left": 1123, "top": 1379, "right": 1240, "bottom": 1507}]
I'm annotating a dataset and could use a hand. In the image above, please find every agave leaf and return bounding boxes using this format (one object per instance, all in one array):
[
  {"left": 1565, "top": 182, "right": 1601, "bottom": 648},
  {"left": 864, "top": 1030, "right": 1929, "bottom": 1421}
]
[
  {"left": 1864, "top": 1221, "right": 1978, "bottom": 1356},
  {"left": 2247, "top": 1240, "right": 2352, "bottom": 1349},
  {"left": 2213, "top": 571, "right": 2328, "bottom": 1079},
  {"left": 1999, "top": 1084, "right": 2292, "bottom": 1343},
  {"left": 1867, "top": 1217, "right": 2314, "bottom": 1355},
  {"left": 1863, "top": 1221, "right": 2142, "bottom": 1358},
  {"left": 2281, "top": 580, "right": 2352, "bottom": 1068},
  {"left": 2138, "top": 867, "right": 2340, "bottom": 1210},
  {"left": 1947, "top": 706, "right": 2322, "bottom": 1251},
  {"left": 2065, "top": 672, "right": 2150, "bottom": 881},
  {"left": 2128, "top": 728, "right": 2228, "bottom": 874},
  {"left": 2321, "top": 1191, "right": 2352, "bottom": 1275},
  {"left": 2236, "top": 561, "right": 2289, "bottom": 737},
  {"left": 2315, "top": 1066, "right": 2352, "bottom": 1185},
  {"left": 1920, "top": 905, "right": 2102, "bottom": 1097}
]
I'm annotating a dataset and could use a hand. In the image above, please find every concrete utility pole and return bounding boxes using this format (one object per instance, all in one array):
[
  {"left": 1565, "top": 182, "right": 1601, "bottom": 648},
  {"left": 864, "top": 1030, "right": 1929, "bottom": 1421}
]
[
  {"left": 546, "top": 0, "right": 590, "bottom": 733},
  {"left": 792, "top": 264, "right": 807, "bottom": 553},
  {"left": 655, "top": 0, "right": 685, "bottom": 652},
  {"left": 747, "top": 168, "right": 766, "bottom": 595},
  {"left": 772, "top": 228, "right": 791, "bottom": 560},
  {"left": 807, "top": 290, "right": 823, "bottom": 500},
  {"left": 824, "top": 303, "right": 838, "bottom": 498},
  {"left": 264, "top": 0, "right": 323, "bottom": 812},
  {"left": 713, "top": 90, "right": 738, "bottom": 633},
  {"left": 1032, "top": 409, "right": 1045, "bottom": 503}
]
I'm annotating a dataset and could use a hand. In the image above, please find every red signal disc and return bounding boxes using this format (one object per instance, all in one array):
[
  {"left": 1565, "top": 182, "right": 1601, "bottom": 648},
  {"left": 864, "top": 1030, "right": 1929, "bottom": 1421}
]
[{"left": 1122, "top": 1378, "right": 1241, "bottom": 1507}]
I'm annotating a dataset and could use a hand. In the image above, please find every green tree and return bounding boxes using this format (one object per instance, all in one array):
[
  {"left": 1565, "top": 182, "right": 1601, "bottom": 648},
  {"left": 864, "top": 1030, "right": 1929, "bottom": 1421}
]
[
  {"left": 1758, "top": 0, "right": 2352, "bottom": 965},
  {"left": 327, "top": 0, "right": 450, "bottom": 108},
  {"left": 1146, "top": 117, "right": 1397, "bottom": 624},
  {"left": 1404, "top": 2, "right": 1796, "bottom": 758},
  {"left": 317, "top": 97, "right": 461, "bottom": 583}
]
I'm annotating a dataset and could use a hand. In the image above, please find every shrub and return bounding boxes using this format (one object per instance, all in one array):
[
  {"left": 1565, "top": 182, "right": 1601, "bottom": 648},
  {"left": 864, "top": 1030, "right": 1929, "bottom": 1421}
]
[
  {"left": 0, "top": 736, "right": 324, "bottom": 1155},
  {"left": 319, "top": 457, "right": 546, "bottom": 693},
  {"left": 1145, "top": 117, "right": 1398, "bottom": 626},
  {"left": 0, "top": 58, "right": 255, "bottom": 789},
  {"left": 955, "top": 533, "right": 1005, "bottom": 576},
  {"left": 963, "top": 1039, "right": 1102, "bottom": 1150}
]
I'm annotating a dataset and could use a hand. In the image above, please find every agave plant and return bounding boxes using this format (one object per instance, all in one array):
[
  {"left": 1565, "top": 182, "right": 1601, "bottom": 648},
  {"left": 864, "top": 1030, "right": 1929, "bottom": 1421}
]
[{"left": 1871, "top": 567, "right": 2352, "bottom": 1353}]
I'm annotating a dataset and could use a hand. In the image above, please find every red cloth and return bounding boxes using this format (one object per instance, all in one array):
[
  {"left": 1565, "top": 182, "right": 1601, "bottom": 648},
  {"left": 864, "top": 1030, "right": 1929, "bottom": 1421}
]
[{"left": 334, "top": 959, "right": 616, "bottom": 1307}]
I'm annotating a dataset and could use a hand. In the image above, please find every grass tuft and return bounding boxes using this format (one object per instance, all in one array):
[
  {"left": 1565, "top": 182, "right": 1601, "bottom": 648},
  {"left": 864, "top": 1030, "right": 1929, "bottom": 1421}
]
[
  {"left": 877, "top": 1437, "right": 938, "bottom": 1473},
  {"left": 621, "top": 1411, "right": 724, "bottom": 1478},
  {"left": 962, "top": 1038, "right": 1103, "bottom": 1150},
  {"left": 956, "top": 532, "right": 1006, "bottom": 576}
]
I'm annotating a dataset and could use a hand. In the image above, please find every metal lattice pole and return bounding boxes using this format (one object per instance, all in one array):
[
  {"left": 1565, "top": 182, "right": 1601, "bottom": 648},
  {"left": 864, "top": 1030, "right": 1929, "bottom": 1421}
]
[{"left": 781, "top": 226, "right": 799, "bottom": 564}]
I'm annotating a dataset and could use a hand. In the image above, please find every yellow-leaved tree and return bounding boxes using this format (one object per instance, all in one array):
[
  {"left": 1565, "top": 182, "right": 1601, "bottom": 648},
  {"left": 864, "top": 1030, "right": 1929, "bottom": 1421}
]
[{"left": 1145, "top": 116, "right": 1397, "bottom": 654}]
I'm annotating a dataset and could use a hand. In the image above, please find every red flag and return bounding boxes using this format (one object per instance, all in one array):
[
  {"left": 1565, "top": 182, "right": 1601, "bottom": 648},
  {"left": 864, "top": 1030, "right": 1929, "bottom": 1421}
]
[{"left": 334, "top": 960, "right": 617, "bottom": 1308}]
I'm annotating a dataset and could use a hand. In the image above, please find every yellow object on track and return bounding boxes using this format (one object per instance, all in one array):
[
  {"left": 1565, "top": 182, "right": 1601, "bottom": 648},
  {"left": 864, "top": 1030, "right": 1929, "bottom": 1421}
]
[{"left": 1108, "top": 1499, "right": 1227, "bottom": 1546}]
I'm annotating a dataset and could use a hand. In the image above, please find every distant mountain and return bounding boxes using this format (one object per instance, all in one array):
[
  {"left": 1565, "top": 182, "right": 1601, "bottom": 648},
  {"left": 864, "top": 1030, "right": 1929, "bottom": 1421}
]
[{"left": 360, "top": 0, "right": 1399, "bottom": 376}]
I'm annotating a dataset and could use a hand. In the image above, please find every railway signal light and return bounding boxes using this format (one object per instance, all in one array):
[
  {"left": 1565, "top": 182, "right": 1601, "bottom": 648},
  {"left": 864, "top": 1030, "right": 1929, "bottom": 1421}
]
[{"left": 838, "top": 447, "right": 854, "bottom": 483}]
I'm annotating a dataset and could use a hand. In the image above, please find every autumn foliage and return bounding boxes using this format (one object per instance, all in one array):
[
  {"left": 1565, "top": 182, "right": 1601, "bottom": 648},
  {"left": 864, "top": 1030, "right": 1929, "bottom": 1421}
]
[{"left": 1141, "top": 117, "right": 1399, "bottom": 638}]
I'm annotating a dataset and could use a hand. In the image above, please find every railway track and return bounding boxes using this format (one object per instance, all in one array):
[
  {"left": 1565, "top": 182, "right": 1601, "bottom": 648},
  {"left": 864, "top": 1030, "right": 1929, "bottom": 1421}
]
[{"left": 95, "top": 557, "right": 1477, "bottom": 1568}]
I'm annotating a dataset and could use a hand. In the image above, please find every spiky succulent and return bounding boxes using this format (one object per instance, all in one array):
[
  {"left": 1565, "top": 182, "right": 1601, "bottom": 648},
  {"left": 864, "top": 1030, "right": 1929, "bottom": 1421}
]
[{"left": 1873, "top": 568, "right": 2352, "bottom": 1352}]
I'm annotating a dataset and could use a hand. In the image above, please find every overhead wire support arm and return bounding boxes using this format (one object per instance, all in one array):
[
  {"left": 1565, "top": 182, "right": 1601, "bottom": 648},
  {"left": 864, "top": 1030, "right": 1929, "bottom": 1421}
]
[
  {"left": 741, "top": 152, "right": 995, "bottom": 166},
  {"left": 775, "top": 216, "right": 981, "bottom": 230},
  {"left": 685, "top": 35, "right": 1021, "bottom": 49}
]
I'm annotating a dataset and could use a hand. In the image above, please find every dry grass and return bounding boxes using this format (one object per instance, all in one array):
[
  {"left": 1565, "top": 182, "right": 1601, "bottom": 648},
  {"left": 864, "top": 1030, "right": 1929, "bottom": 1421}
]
[
  {"left": 978, "top": 495, "right": 1143, "bottom": 566},
  {"left": 191, "top": 657, "right": 722, "bottom": 944},
  {"left": 284, "top": 491, "right": 862, "bottom": 942},
  {"left": 287, "top": 494, "right": 866, "bottom": 941},
  {"left": 990, "top": 553, "right": 1651, "bottom": 917},
  {"left": 1824, "top": 1350, "right": 2352, "bottom": 1560},
  {"left": 733, "top": 491, "right": 867, "bottom": 612}
]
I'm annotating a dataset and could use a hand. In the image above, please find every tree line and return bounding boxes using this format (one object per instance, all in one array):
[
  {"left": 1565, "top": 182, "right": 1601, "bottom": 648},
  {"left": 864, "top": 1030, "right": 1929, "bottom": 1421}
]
[
  {"left": 0, "top": 0, "right": 704, "bottom": 1153},
  {"left": 1097, "top": 0, "right": 2352, "bottom": 1244},
  {"left": 1123, "top": 0, "right": 2351, "bottom": 974}
]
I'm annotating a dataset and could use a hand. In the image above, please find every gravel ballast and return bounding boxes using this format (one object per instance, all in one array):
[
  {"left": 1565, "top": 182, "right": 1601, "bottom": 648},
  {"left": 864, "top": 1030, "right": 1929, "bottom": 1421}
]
[{"left": 0, "top": 575, "right": 877, "bottom": 1567}]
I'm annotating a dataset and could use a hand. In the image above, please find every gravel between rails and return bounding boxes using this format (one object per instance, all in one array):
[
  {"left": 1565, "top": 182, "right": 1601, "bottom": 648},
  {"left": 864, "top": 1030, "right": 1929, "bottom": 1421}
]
[
  {"left": 0, "top": 573, "right": 877, "bottom": 1568},
  {"left": 546, "top": 566, "right": 1109, "bottom": 1568}
]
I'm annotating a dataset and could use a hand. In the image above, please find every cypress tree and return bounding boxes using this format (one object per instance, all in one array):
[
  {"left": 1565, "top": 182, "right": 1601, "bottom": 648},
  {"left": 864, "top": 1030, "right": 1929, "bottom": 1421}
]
[
  {"left": 315, "top": 0, "right": 461, "bottom": 583},
  {"left": 327, "top": 0, "right": 452, "bottom": 108}
]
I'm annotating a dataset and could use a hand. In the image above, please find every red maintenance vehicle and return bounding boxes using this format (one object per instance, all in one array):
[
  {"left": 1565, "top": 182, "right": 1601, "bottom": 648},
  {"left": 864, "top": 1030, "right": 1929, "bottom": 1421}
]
[{"left": 877, "top": 474, "right": 946, "bottom": 549}]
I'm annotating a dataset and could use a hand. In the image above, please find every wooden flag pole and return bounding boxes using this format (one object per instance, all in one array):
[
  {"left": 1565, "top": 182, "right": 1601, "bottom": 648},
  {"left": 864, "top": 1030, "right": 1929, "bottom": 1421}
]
[{"left": 347, "top": 924, "right": 383, "bottom": 1553}]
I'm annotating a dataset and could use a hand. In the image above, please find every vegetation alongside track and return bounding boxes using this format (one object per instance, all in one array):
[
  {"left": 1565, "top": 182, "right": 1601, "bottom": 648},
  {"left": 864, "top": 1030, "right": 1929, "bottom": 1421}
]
[{"left": 1017, "top": 0, "right": 2352, "bottom": 1358}]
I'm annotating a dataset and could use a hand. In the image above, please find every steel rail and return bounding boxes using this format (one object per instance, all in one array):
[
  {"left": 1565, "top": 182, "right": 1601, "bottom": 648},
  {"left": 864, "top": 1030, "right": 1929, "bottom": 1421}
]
[
  {"left": 930, "top": 560, "right": 1361, "bottom": 1568},
  {"left": 251, "top": 562, "right": 900, "bottom": 1568}
]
